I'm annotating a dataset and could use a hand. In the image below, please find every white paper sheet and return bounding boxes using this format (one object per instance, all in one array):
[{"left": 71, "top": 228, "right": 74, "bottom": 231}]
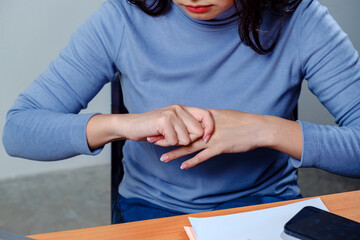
[{"left": 188, "top": 198, "right": 328, "bottom": 240}]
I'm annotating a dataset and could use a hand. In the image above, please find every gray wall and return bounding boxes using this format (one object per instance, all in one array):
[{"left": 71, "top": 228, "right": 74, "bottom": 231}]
[
  {"left": 0, "top": 0, "right": 107, "bottom": 180},
  {"left": 0, "top": 0, "right": 359, "bottom": 180}
]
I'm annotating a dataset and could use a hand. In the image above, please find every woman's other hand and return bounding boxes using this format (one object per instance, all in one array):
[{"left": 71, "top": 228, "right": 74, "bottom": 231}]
[{"left": 160, "top": 109, "right": 302, "bottom": 169}]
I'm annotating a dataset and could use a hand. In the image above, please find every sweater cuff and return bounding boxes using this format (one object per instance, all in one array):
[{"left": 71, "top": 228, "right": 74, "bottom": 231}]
[
  {"left": 289, "top": 120, "right": 319, "bottom": 168},
  {"left": 70, "top": 113, "right": 103, "bottom": 155}
]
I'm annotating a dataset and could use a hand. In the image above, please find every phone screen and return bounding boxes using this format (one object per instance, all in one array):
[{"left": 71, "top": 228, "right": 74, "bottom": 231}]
[{"left": 284, "top": 206, "right": 360, "bottom": 240}]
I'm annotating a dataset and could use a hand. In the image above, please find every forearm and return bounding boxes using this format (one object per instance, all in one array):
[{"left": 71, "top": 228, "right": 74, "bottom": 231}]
[
  {"left": 263, "top": 115, "right": 303, "bottom": 160},
  {"left": 296, "top": 122, "right": 360, "bottom": 178},
  {"left": 86, "top": 114, "right": 128, "bottom": 150},
  {"left": 263, "top": 116, "right": 360, "bottom": 178},
  {"left": 3, "top": 109, "right": 98, "bottom": 161}
]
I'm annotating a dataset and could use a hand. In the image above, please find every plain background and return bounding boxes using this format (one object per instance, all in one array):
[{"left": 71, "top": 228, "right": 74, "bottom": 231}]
[
  {"left": 0, "top": 0, "right": 359, "bottom": 178},
  {"left": 0, "top": 0, "right": 108, "bottom": 180}
]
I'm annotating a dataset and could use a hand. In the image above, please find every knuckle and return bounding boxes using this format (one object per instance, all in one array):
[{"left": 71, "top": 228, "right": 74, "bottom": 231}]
[
  {"left": 171, "top": 104, "right": 183, "bottom": 112},
  {"left": 205, "top": 110, "right": 214, "bottom": 123},
  {"left": 197, "top": 125, "right": 205, "bottom": 134},
  {"left": 203, "top": 108, "right": 211, "bottom": 116},
  {"left": 166, "top": 152, "right": 173, "bottom": 160},
  {"left": 165, "top": 109, "right": 177, "bottom": 118},
  {"left": 192, "top": 156, "right": 202, "bottom": 165},
  {"left": 168, "top": 138, "right": 178, "bottom": 146},
  {"left": 158, "top": 115, "right": 170, "bottom": 125},
  {"left": 181, "top": 138, "right": 191, "bottom": 146},
  {"left": 193, "top": 126, "right": 204, "bottom": 137}
]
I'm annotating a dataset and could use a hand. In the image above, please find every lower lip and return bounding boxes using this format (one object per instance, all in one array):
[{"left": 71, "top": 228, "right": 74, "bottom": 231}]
[{"left": 185, "top": 5, "right": 212, "bottom": 13}]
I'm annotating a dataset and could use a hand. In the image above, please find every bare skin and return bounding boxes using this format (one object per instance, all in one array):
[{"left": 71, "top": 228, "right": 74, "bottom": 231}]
[{"left": 160, "top": 109, "right": 303, "bottom": 169}]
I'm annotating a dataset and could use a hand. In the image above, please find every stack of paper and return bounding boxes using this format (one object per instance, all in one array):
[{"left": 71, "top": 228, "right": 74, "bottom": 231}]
[{"left": 184, "top": 198, "right": 328, "bottom": 240}]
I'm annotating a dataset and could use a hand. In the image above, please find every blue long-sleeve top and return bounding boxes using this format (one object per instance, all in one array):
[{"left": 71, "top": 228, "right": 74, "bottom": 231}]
[{"left": 3, "top": 0, "right": 360, "bottom": 212}]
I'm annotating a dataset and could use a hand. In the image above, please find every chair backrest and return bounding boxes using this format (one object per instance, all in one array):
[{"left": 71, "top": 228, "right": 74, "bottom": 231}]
[
  {"left": 111, "top": 72, "right": 127, "bottom": 223},
  {"left": 293, "top": 105, "right": 298, "bottom": 121}
]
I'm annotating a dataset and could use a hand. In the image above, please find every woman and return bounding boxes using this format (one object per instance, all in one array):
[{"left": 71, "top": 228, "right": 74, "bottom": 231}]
[{"left": 3, "top": 0, "right": 360, "bottom": 223}]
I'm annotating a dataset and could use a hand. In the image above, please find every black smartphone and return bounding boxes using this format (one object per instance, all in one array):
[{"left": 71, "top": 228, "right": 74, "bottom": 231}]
[{"left": 284, "top": 206, "right": 360, "bottom": 240}]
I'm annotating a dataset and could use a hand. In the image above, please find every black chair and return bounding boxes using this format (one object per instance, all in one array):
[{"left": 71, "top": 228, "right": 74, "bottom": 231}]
[
  {"left": 111, "top": 72, "right": 127, "bottom": 223},
  {"left": 110, "top": 71, "right": 299, "bottom": 223}
]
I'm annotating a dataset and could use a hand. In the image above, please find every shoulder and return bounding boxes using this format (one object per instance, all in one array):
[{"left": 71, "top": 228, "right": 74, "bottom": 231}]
[
  {"left": 102, "top": 0, "right": 163, "bottom": 30},
  {"left": 82, "top": 0, "right": 143, "bottom": 27},
  {"left": 289, "top": 0, "right": 342, "bottom": 41},
  {"left": 107, "top": 0, "right": 146, "bottom": 17},
  {"left": 293, "top": 0, "right": 329, "bottom": 23},
  {"left": 78, "top": 0, "right": 147, "bottom": 37}
]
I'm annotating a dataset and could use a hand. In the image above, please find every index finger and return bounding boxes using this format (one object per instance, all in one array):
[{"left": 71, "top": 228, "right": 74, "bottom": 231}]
[{"left": 160, "top": 138, "right": 205, "bottom": 162}]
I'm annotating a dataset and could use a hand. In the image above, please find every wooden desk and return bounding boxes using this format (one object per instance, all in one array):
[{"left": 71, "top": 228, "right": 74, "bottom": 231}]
[{"left": 29, "top": 190, "right": 360, "bottom": 240}]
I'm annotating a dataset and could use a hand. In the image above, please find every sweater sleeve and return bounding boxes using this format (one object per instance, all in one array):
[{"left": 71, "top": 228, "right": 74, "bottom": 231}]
[
  {"left": 2, "top": 2, "right": 124, "bottom": 161},
  {"left": 290, "top": 0, "right": 360, "bottom": 177}
]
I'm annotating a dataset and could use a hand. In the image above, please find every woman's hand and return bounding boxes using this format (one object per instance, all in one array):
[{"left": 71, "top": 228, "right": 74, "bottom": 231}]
[
  {"left": 86, "top": 104, "right": 215, "bottom": 149},
  {"left": 160, "top": 109, "right": 303, "bottom": 169},
  {"left": 124, "top": 105, "right": 214, "bottom": 146}
]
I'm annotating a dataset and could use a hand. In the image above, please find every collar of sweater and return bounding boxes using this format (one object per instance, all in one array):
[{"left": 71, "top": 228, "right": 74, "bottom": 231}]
[{"left": 171, "top": 2, "right": 240, "bottom": 29}]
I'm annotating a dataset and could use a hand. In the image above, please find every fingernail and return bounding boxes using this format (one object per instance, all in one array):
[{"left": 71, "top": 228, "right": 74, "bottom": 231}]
[
  {"left": 180, "top": 163, "right": 187, "bottom": 170},
  {"left": 203, "top": 135, "right": 210, "bottom": 143},
  {"left": 147, "top": 137, "right": 156, "bottom": 142},
  {"left": 160, "top": 155, "right": 169, "bottom": 162}
]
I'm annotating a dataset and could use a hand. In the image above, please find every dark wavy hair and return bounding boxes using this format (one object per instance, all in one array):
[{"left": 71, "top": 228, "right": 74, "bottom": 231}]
[{"left": 127, "top": 0, "right": 302, "bottom": 54}]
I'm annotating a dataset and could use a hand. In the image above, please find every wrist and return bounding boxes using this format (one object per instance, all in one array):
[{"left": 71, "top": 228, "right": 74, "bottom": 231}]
[
  {"left": 262, "top": 115, "right": 302, "bottom": 159},
  {"left": 257, "top": 115, "right": 279, "bottom": 149},
  {"left": 86, "top": 114, "right": 129, "bottom": 150},
  {"left": 112, "top": 114, "right": 132, "bottom": 141}
]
